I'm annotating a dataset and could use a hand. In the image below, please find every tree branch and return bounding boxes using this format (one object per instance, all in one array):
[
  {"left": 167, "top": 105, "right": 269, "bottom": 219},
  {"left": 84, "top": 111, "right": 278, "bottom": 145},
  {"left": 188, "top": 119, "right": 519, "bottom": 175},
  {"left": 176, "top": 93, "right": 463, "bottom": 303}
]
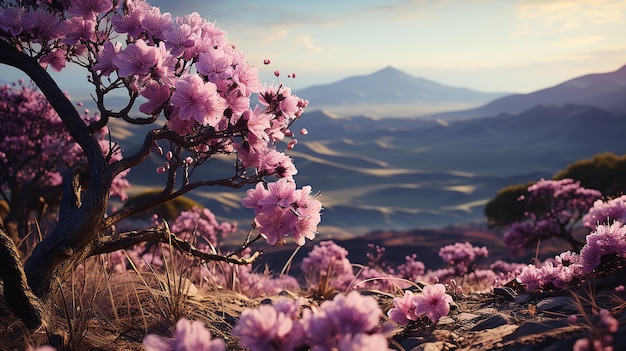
[{"left": 92, "top": 226, "right": 262, "bottom": 265}]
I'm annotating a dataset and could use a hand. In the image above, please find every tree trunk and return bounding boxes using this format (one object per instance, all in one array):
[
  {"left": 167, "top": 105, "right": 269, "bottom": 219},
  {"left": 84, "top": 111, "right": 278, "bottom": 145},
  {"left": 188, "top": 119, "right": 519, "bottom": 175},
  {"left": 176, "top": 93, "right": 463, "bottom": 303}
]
[
  {"left": 24, "top": 165, "right": 112, "bottom": 300},
  {"left": 1, "top": 40, "right": 111, "bottom": 303},
  {"left": 0, "top": 223, "right": 44, "bottom": 330}
]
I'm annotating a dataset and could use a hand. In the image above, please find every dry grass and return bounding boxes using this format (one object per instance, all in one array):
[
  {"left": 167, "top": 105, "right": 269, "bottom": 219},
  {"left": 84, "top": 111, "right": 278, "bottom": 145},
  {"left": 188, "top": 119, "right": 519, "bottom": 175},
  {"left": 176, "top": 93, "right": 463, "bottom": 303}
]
[{"left": 0, "top": 248, "right": 263, "bottom": 351}]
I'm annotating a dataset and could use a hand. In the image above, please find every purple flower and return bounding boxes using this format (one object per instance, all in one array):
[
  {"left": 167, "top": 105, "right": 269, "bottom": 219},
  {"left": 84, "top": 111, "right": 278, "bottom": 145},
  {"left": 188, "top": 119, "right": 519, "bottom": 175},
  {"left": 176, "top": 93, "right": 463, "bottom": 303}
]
[
  {"left": 170, "top": 75, "right": 225, "bottom": 126},
  {"left": 59, "top": 17, "right": 96, "bottom": 45},
  {"left": 580, "top": 221, "right": 626, "bottom": 274},
  {"left": 413, "top": 284, "right": 453, "bottom": 324},
  {"left": 68, "top": 0, "right": 113, "bottom": 20},
  {"left": 39, "top": 50, "right": 66, "bottom": 72},
  {"left": 301, "top": 240, "right": 355, "bottom": 291},
  {"left": 302, "top": 291, "right": 384, "bottom": 349},
  {"left": 583, "top": 195, "right": 626, "bottom": 230},
  {"left": 516, "top": 264, "right": 543, "bottom": 291},
  {"left": 232, "top": 304, "right": 303, "bottom": 351},
  {"left": 438, "top": 242, "right": 487, "bottom": 276},
  {"left": 112, "top": 40, "right": 158, "bottom": 77},
  {"left": 93, "top": 41, "right": 122, "bottom": 76},
  {"left": 140, "top": 6, "right": 172, "bottom": 41},
  {"left": 387, "top": 290, "right": 418, "bottom": 325},
  {"left": 140, "top": 80, "right": 171, "bottom": 115},
  {"left": 143, "top": 318, "right": 225, "bottom": 351},
  {"left": 0, "top": 7, "right": 26, "bottom": 36}
]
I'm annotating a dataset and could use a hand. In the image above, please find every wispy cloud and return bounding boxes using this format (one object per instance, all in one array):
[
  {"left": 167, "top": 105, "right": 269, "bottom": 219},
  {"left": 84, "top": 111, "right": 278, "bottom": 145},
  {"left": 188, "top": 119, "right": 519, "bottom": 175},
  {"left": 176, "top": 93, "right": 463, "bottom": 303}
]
[
  {"left": 512, "top": 0, "right": 626, "bottom": 37},
  {"left": 295, "top": 34, "right": 325, "bottom": 53}
]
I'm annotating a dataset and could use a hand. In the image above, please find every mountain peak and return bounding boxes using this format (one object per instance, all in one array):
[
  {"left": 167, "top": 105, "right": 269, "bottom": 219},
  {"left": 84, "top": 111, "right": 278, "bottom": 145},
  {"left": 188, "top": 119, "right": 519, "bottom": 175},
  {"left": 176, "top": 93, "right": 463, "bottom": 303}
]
[{"left": 368, "top": 66, "right": 413, "bottom": 79}]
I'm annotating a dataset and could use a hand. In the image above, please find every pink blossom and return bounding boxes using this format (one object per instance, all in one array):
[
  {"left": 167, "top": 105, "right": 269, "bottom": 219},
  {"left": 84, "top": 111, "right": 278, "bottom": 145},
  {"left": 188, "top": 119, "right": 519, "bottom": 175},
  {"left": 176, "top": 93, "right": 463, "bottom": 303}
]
[
  {"left": 232, "top": 304, "right": 300, "bottom": 351},
  {"left": 163, "top": 23, "right": 197, "bottom": 57},
  {"left": 140, "top": 6, "right": 172, "bottom": 41},
  {"left": 302, "top": 291, "right": 384, "bottom": 349},
  {"left": 93, "top": 41, "right": 122, "bottom": 76},
  {"left": 23, "top": 10, "right": 63, "bottom": 42},
  {"left": 0, "top": 7, "right": 26, "bottom": 36},
  {"left": 580, "top": 221, "right": 626, "bottom": 274},
  {"left": 195, "top": 47, "right": 233, "bottom": 83},
  {"left": 387, "top": 290, "right": 419, "bottom": 325},
  {"left": 60, "top": 17, "right": 96, "bottom": 45},
  {"left": 39, "top": 50, "right": 66, "bottom": 72},
  {"left": 68, "top": 0, "right": 113, "bottom": 20},
  {"left": 170, "top": 75, "right": 225, "bottom": 126},
  {"left": 583, "top": 195, "right": 626, "bottom": 230},
  {"left": 232, "top": 61, "right": 262, "bottom": 97},
  {"left": 140, "top": 80, "right": 171, "bottom": 115},
  {"left": 111, "top": 3, "right": 147, "bottom": 38},
  {"left": 258, "top": 178, "right": 297, "bottom": 208},
  {"left": 255, "top": 206, "right": 296, "bottom": 245},
  {"left": 413, "top": 284, "right": 453, "bottom": 324},
  {"left": 516, "top": 264, "right": 543, "bottom": 291},
  {"left": 143, "top": 318, "right": 225, "bottom": 351},
  {"left": 301, "top": 240, "right": 354, "bottom": 291},
  {"left": 113, "top": 40, "right": 158, "bottom": 77},
  {"left": 241, "top": 182, "right": 270, "bottom": 212}
]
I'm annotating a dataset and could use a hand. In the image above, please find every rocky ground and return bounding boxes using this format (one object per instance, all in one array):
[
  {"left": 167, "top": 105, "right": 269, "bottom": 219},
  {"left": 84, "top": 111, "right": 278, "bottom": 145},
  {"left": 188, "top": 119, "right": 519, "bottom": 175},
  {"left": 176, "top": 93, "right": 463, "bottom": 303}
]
[{"left": 1, "top": 268, "right": 625, "bottom": 350}]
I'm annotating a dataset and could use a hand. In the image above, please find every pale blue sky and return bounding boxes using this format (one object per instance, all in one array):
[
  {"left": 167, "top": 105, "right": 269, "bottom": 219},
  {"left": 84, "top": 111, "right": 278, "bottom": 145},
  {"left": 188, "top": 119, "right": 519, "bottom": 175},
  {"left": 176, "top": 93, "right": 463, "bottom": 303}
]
[
  {"left": 3, "top": 0, "right": 625, "bottom": 98},
  {"left": 147, "top": 0, "right": 626, "bottom": 94}
]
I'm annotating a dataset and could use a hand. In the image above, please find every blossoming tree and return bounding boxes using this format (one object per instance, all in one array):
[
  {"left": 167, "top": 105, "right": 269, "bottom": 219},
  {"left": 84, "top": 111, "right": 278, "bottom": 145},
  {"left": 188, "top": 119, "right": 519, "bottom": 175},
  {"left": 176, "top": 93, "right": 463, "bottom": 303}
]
[
  {"left": 0, "top": 0, "right": 320, "bottom": 331},
  {"left": 502, "top": 179, "right": 601, "bottom": 256}
]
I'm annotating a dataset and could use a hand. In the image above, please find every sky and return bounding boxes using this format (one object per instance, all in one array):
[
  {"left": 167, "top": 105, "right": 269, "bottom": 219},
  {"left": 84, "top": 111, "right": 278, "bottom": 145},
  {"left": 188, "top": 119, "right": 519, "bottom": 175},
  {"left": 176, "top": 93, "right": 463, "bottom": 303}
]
[
  {"left": 2, "top": 0, "right": 626, "bottom": 98},
  {"left": 147, "top": 0, "right": 626, "bottom": 94}
]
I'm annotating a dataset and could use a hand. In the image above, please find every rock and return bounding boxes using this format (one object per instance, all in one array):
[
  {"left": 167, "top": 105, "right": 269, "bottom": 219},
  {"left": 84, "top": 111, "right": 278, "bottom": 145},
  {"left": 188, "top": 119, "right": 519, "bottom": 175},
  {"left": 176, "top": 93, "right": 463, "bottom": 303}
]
[
  {"left": 470, "top": 313, "right": 514, "bottom": 331},
  {"left": 536, "top": 296, "right": 579, "bottom": 314},
  {"left": 514, "top": 294, "right": 532, "bottom": 304},
  {"left": 456, "top": 312, "right": 481, "bottom": 322},
  {"left": 494, "top": 287, "right": 517, "bottom": 301}
]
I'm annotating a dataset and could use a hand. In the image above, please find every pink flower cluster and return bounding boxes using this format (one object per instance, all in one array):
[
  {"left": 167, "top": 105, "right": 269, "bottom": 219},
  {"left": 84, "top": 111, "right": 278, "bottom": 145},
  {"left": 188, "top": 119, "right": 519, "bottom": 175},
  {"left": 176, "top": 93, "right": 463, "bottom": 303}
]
[
  {"left": 300, "top": 240, "right": 355, "bottom": 291},
  {"left": 502, "top": 179, "right": 601, "bottom": 256},
  {"left": 583, "top": 195, "right": 626, "bottom": 230},
  {"left": 580, "top": 221, "right": 626, "bottom": 274},
  {"left": 143, "top": 317, "right": 226, "bottom": 351},
  {"left": 515, "top": 221, "right": 626, "bottom": 291},
  {"left": 242, "top": 178, "right": 322, "bottom": 246},
  {"left": 395, "top": 254, "right": 426, "bottom": 282},
  {"left": 526, "top": 179, "right": 601, "bottom": 223},
  {"left": 233, "top": 292, "right": 391, "bottom": 351},
  {"left": 516, "top": 251, "right": 583, "bottom": 291},
  {"left": 387, "top": 284, "right": 454, "bottom": 325},
  {"left": 503, "top": 220, "right": 560, "bottom": 257},
  {"left": 438, "top": 242, "right": 488, "bottom": 276},
  {"left": 169, "top": 207, "right": 236, "bottom": 250}
]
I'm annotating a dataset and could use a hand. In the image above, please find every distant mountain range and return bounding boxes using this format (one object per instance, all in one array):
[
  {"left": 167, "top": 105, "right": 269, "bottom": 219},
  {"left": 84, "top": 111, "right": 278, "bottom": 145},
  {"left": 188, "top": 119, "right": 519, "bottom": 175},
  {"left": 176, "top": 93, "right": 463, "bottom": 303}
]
[
  {"left": 423, "top": 65, "right": 626, "bottom": 121},
  {"left": 296, "top": 67, "right": 511, "bottom": 118}
]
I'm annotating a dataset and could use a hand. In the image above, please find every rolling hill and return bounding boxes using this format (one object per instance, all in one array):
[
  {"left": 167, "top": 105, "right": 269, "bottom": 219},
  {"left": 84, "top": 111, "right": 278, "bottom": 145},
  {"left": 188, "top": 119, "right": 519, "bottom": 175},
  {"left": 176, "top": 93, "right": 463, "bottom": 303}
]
[
  {"left": 106, "top": 66, "right": 626, "bottom": 240},
  {"left": 425, "top": 64, "right": 626, "bottom": 121}
]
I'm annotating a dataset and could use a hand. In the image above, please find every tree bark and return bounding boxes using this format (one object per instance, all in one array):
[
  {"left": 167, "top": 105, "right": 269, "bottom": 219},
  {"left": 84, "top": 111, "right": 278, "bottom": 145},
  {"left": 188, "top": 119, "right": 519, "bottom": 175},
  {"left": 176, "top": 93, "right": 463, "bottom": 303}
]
[{"left": 0, "top": 223, "right": 44, "bottom": 330}]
